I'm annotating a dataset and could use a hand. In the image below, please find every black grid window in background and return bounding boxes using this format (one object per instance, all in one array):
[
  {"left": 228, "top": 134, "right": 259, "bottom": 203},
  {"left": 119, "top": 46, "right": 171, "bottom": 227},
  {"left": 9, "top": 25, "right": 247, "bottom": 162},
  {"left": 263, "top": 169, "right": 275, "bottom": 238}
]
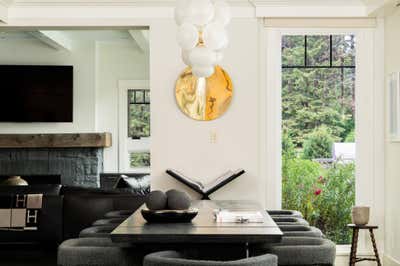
[
  {"left": 128, "top": 89, "right": 150, "bottom": 139},
  {"left": 282, "top": 35, "right": 356, "bottom": 69}
]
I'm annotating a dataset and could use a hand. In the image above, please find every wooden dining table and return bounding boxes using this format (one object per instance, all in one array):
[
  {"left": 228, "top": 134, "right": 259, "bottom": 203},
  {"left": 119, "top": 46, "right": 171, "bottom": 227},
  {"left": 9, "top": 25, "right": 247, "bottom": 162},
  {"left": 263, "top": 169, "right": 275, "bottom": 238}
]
[{"left": 111, "top": 200, "right": 283, "bottom": 253}]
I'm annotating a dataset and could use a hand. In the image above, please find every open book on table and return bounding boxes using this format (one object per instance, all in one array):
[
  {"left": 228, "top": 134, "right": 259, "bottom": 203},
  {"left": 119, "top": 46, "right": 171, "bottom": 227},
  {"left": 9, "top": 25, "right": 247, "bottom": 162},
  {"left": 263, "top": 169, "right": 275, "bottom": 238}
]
[{"left": 165, "top": 168, "right": 245, "bottom": 199}]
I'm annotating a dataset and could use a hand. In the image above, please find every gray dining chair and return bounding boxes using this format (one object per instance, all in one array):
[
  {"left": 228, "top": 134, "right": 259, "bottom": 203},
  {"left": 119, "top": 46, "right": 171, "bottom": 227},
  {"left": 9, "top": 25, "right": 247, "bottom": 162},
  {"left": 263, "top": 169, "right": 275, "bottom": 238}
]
[
  {"left": 267, "top": 210, "right": 303, "bottom": 218},
  {"left": 79, "top": 225, "right": 117, "bottom": 238},
  {"left": 104, "top": 210, "right": 134, "bottom": 218},
  {"left": 58, "top": 237, "right": 141, "bottom": 266},
  {"left": 144, "top": 250, "right": 278, "bottom": 266},
  {"left": 252, "top": 237, "right": 335, "bottom": 266},
  {"left": 278, "top": 225, "right": 324, "bottom": 238},
  {"left": 92, "top": 217, "right": 126, "bottom": 226}
]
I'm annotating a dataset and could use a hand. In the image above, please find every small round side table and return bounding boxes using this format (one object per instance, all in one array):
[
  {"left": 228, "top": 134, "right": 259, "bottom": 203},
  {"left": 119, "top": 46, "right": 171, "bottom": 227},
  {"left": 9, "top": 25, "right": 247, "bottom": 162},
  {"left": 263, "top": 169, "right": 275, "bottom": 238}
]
[{"left": 348, "top": 224, "right": 381, "bottom": 266}]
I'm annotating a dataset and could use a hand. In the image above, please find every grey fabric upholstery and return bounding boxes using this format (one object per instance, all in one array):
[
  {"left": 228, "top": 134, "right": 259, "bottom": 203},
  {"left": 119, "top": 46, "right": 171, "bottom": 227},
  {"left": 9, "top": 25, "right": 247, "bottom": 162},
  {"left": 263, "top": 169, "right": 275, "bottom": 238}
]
[
  {"left": 273, "top": 217, "right": 309, "bottom": 226},
  {"left": 144, "top": 250, "right": 278, "bottom": 266},
  {"left": 267, "top": 210, "right": 303, "bottom": 218},
  {"left": 104, "top": 210, "right": 134, "bottom": 218},
  {"left": 58, "top": 237, "right": 140, "bottom": 266},
  {"left": 79, "top": 225, "right": 117, "bottom": 238},
  {"left": 92, "top": 217, "right": 126, "bottom": 226},
  {"left": 279, "top": 225, "right": 323, "bottom": 238},
  {"left": 252, "top": 237, "right": 335, "bottom": 266}
]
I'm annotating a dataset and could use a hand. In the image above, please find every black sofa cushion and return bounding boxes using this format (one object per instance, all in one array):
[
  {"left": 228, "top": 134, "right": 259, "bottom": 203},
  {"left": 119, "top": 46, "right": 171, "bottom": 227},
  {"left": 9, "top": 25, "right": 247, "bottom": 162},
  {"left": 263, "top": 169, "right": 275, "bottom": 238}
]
[{"left": 63, "top": 195, "right": 114, "bottom": 240}]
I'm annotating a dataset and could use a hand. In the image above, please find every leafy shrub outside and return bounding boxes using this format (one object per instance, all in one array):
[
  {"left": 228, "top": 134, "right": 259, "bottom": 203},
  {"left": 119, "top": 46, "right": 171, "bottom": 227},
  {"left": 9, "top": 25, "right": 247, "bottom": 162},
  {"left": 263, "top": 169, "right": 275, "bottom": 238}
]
[
  {"left": 282, "top": 155, "right": 355, "bottom": 244},
  {"left": 302, "top": 126, "right": 334, "bottom": 160}
]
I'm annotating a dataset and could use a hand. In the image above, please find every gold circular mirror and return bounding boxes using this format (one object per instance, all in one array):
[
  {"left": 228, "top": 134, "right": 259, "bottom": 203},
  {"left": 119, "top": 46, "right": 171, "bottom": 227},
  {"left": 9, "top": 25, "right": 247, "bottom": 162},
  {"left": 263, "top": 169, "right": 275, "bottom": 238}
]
[{"left": 175, "top": 66, "right": 233, "bottom": 121}]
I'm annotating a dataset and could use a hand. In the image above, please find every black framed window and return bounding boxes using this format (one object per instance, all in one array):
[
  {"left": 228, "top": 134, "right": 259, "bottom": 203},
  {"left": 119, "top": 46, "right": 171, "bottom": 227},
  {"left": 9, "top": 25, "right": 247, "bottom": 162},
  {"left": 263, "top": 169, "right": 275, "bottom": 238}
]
[
  {"left": 128, "top": 89, "right": 150, "bottom": 139},
  {"left": 282, "top": 35, "right": 356, "bottom": 69}
]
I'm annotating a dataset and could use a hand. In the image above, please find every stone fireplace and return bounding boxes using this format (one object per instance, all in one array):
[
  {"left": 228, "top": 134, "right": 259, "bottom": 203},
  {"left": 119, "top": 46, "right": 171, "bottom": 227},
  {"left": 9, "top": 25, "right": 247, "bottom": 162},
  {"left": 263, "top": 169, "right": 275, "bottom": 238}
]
[{"left": 0, "top": 133, "right": 111, "bottom": 187}]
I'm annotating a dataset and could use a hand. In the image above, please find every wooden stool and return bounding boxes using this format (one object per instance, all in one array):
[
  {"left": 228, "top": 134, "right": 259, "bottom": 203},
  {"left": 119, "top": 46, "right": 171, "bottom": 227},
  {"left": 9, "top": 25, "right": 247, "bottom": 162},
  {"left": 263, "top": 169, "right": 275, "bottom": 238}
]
[{"left": 348, "top": 224, "right": 381, "bottom": 266}]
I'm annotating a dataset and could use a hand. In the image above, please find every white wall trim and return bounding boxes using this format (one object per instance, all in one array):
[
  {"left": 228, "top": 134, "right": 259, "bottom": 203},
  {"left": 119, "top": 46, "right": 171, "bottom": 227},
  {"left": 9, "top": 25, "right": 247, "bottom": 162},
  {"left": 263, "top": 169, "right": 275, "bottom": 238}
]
[
  {"left": 261, "top": 21, "right": 385, "bottom": 253},
  {"left": 118, "top": 80, "right": 150, "bottom": 173},
  {"left": 384, "top": 254, "right": 400, "bottom": 266},
  {"left": 264, "top": 18, "right": 377, "bottom": 28},
  {"left": 251, "top": 0, "right": 368, "bottom": 18},
  {"left": 0, "top": 0, "right": 376, "bottom": 23}
]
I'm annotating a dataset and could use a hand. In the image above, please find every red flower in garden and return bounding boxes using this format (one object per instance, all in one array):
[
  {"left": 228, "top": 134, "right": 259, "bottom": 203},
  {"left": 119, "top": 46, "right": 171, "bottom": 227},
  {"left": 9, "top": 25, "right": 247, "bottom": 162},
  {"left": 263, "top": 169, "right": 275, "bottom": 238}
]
[{"left": 314, "top": 189, "right": 322, "bottom": 196}]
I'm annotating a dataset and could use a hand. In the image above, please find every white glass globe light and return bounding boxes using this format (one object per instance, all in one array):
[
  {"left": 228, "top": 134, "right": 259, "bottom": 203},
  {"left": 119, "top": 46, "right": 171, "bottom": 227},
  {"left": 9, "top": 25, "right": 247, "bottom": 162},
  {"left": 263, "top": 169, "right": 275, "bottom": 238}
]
[
  {"left": 185, "top": 0, "right": 215, "bottom": 27},
  {"left": 177, "top": 23, "right": 199, "bottom": 50},
  {"left": 189, "top": 46, "right": 217, "bottom": 67},
  {"left": 215, "top": 51, "right": 224, "bottom": 63},
  {"left": 213, "top": 0, "right": 231, "bottom": 26},
  {"left": 203, "top": 22, "right": 228, "bottom": 50},
  {"left": 174, "top": 0, "right": 189, "bottom": 25},
  {"left": 181, "top": 50, "right": 192, "bottom": 66},
  {"left": 192, "top": 65, "right": 215, "bottom": 78}
]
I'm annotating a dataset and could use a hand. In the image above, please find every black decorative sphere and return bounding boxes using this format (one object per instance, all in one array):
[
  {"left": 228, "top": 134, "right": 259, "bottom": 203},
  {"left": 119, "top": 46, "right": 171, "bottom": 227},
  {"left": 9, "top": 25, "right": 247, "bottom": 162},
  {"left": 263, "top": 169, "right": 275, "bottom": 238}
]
[
  {"left": 166, "top": 189, "right": 191, "bottom": 210},
  {"left": 145, "top": 190, "right": 168, "bottom": 210}
]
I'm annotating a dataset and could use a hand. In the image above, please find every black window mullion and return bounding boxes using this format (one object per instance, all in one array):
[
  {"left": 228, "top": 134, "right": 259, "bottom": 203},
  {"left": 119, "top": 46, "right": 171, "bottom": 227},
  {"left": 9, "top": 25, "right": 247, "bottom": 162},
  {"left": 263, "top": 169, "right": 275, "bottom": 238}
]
[
  {"left": 304, "top": 35, "right": 308, "bottom": 67},
  {"left": 330, "top": 35, "right": 333, "bottom": 67}
]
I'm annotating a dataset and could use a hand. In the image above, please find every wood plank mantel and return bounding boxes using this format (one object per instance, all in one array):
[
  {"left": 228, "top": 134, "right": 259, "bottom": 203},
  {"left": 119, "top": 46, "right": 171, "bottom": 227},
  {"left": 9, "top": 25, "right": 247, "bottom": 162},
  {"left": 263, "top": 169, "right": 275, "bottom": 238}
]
[{"left": 0, "top": 133, "right": 112, "bottom": 148}]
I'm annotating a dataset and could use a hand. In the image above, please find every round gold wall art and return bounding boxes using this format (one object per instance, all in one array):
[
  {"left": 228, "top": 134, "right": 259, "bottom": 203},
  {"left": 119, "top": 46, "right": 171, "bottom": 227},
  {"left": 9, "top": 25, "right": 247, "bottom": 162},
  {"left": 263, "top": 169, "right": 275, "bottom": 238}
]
[{"left": 175, "top": 66, "right": 233, "bottom": 121}]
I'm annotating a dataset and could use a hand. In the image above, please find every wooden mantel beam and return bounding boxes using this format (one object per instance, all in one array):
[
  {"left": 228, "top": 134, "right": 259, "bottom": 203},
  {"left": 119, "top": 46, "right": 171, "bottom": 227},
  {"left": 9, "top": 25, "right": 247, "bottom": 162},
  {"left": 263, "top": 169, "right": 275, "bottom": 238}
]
[{"left": 0, "top": 133, "right": 112, "bottom": 148}]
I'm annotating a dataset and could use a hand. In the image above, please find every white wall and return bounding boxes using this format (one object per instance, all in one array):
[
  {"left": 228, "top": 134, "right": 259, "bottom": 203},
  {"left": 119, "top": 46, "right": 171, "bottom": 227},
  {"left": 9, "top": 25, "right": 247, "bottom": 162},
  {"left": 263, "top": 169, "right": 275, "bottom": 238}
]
[
  {"left": 0, "top": 37, "right": 96, "bottom": 133},
  {"left": 384, "top": 8, "right": 400, "bottom": 266},
  {"left": 95, "top": 40, "right": 149, "bottom": 172},
  {"left": 150, "top": 18, "right": 264, "bottom": 202}
]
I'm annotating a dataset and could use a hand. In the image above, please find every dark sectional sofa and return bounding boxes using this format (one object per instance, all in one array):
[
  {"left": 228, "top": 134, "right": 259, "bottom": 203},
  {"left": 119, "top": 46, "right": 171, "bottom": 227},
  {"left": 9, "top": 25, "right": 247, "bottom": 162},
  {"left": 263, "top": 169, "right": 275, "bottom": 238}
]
[{"left": 0, "top": 185, "right": 146, "bottom": 245}]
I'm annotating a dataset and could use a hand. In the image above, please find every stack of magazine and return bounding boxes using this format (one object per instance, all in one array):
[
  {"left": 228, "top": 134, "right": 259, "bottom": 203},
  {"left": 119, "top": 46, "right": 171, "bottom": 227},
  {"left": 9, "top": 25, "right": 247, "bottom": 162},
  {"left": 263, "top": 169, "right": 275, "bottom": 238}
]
[{"left": 213, "top": 209, "right": 264, "bottom": 223}]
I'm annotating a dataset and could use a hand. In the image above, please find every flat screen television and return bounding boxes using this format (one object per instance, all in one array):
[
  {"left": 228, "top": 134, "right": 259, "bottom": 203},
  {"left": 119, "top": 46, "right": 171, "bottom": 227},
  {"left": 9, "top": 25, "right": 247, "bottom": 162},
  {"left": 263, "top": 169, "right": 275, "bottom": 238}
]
[{"left": 0, "top": 65, "right": 73, "bottom": 122}]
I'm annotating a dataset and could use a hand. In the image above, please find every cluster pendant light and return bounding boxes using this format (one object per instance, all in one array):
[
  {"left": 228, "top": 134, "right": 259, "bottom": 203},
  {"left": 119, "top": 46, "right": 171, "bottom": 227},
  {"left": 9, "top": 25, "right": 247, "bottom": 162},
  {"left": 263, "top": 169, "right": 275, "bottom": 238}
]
[{"left": 175, "top": 0, "right": 231, "bottom": 78}]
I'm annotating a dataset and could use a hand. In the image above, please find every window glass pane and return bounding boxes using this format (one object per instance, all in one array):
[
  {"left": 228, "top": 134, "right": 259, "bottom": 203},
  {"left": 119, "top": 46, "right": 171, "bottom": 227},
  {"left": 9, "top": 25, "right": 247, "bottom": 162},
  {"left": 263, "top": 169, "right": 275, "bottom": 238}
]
[
  {"left": 128, "top": 90, "right": 135, "bottom": 103},
  {"left": 129, "top": 103, "right": 150, "bottom": 138},
  {"left": 145, "top": 91, "right": 150, "bottom": 103},
  {"left": 332, "top": 35, "right": 356, "bottom": 66},
  {"left": 282, "top": 36, "right": 305, "bottom": 66},
  {"left": 306, "top": 36, "right": 330, "bottom": 66},
  {"left": 130, "top": 152, "right": 151, "bottom": 168},
  {"left": 135, "top": 90, "right": 145, "bottom": 103}
]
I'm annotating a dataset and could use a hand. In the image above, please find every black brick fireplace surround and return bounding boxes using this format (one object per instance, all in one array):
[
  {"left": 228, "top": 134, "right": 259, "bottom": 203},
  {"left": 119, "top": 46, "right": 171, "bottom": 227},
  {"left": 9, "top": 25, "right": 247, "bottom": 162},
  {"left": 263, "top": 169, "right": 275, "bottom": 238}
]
[{"left": 0, "top": 148, "right": 103, "bottom": 187}]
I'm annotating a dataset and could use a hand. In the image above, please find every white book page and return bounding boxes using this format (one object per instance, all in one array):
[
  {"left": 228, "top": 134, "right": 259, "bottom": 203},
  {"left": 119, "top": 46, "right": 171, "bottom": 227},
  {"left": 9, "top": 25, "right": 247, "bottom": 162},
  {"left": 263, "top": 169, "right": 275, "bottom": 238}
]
[
  {"left": 203, "top": 170, "right": 234, "bottom": 192},
  {"left": 170, "top": 169, "right": 204, "bottom": 190}
]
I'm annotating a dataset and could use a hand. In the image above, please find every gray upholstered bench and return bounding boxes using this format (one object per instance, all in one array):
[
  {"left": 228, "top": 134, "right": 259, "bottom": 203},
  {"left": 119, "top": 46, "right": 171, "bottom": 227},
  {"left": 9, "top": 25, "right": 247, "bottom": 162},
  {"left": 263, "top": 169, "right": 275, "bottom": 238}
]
[
  {"left": 144, "top": 250, "right": 278, "bottom": 266},
  {"left": 92, "top": 217, "right": 126, "bottom": 226},
  {"left": 58, "top": 237, "right": 140, "bottom": 266},
  {"left": 252, "top": 237, "right": 336, "bottom": 266},
  {"left": 273, "top": 217, "right": 309, "bottom": 226},
  {"left": 79, "top": 225, "right": 117, "bottom": 238},
  {"left": 104, "top": 210, "right": 134, "bottom": 218},
  {"left": 278, "top": 225, "right": 323, "bottom": 238},
  {"left": 267, "top": 210, "right": 303, "bottom": 218}
]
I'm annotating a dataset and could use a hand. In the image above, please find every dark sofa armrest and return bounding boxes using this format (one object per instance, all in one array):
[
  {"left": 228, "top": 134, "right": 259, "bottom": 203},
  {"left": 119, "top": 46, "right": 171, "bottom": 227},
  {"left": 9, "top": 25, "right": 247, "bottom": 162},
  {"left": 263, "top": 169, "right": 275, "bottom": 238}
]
[{"left": 39, "top": 195, "right": 63, "bottom": 243}]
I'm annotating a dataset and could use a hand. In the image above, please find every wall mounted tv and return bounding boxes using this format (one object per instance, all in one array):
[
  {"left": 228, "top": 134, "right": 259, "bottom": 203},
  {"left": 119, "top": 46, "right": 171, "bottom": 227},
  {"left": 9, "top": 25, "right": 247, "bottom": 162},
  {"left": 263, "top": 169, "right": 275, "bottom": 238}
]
[{"left": 0, "top": 65, "right": 73, "bottom": 122}]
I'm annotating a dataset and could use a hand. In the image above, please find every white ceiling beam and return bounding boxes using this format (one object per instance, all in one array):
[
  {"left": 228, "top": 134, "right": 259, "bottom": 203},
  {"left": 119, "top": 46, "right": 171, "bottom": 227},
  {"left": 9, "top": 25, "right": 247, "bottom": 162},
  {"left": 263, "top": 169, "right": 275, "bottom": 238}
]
[
  {"left": 128, "top": 30, "right": 149, "bottom": 53},
  {"left": 0, "top": 0, "right": 12, "bottom": 23},
  {"left": 364, "top": 0, "right": 398, "bottom": 16},
  {"left": 28, "top": 30, "right": 72, "bottom": 51}
]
